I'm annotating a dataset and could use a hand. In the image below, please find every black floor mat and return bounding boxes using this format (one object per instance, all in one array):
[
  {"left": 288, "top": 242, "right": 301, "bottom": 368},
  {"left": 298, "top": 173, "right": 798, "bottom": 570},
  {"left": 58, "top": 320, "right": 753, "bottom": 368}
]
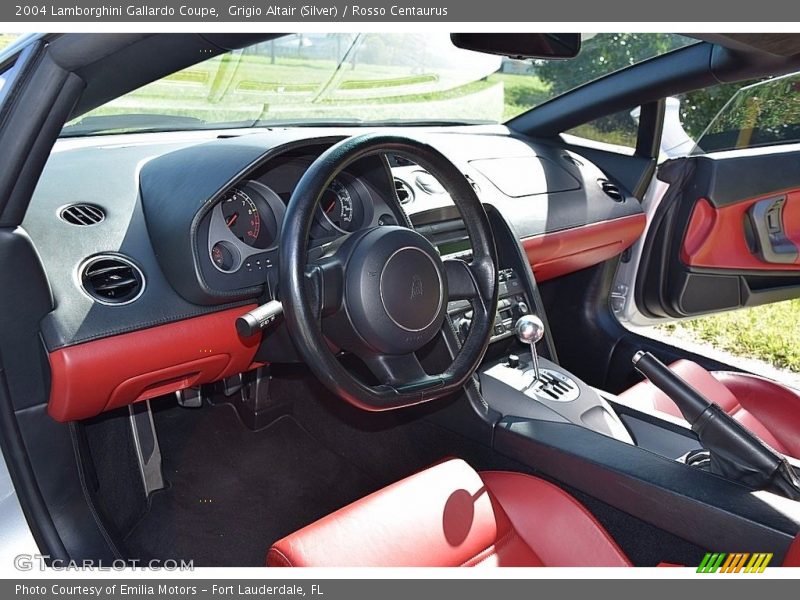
[{"left": 124, "top": 404, "right": 378, "bottom": 567}]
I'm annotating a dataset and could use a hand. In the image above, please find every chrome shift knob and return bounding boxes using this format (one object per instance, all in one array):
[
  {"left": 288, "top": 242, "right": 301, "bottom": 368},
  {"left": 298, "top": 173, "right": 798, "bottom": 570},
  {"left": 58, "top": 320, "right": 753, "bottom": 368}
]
[
  {"left": 514, "top": 315, "right": 545, "bottom": 381},
  {"left": 515, "top": 314, "right": 545, "bottom": 346}
]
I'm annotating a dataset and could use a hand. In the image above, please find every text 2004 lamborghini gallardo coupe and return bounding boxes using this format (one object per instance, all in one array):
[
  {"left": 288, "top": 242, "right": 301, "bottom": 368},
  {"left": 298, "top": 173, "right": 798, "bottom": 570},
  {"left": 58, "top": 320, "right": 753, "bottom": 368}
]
[{"left": 2, "top": 32, "right": 800, "bottom": 567}]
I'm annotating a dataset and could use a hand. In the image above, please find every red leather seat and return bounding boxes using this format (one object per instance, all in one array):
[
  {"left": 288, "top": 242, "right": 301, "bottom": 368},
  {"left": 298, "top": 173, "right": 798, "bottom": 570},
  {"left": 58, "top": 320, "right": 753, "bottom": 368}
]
[
  {"left": 267, "top": 458, "right": 631, "bottom": 567},
  {"left": 618, "top": 359, "right": 800, "bottom": 458}
]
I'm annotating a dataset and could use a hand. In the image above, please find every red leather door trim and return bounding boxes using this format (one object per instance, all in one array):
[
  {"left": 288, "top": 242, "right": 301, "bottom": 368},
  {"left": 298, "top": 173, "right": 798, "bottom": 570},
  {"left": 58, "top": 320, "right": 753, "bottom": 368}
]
[
  {"left": 47, "top": 305, "right": 260, "bottom": 422},
  {"left": 521, "top": 214, "right": 645, "bottom": 282},
  {"left": 681, "top": 191, "right": 800, "bottom": 271}
]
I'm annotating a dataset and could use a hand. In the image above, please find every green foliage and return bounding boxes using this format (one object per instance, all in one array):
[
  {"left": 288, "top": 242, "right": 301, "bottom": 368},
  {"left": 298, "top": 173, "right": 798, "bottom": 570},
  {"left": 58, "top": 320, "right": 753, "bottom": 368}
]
[
  {"left": 537, "top": 33, "right": 689, "bottom": 97},
  {"left": 535, "top": 33, "right": 761, "bottom": 146},
  {"left": 693, "top": 73, "right": 800, "bottom": 149},
  {"left": 568, "top": 122, "right": 638, "bottom": 147},
  {"left": 658, "top": 299, "right": 800, "bottom": 372},
  {"left": 487, "top": 73, "right": 550, "bottom": 120},
  {"left": 538, "top": 34, "right": 690, "bottom": 144},
  {"left": 677, "top": 82, "right": 754, "bottom": 139}
]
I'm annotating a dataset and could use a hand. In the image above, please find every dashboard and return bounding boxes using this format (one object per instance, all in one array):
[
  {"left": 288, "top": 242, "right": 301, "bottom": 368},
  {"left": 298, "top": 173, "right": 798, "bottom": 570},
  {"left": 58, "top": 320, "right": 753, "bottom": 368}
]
[{"left": 23, "top": 126, "right": 646, "bottom": 422}]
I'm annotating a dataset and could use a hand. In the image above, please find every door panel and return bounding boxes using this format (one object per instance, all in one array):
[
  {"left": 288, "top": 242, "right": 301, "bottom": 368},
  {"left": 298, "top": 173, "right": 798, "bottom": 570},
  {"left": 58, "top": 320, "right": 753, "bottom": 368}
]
[
  {"left": 682, "top": 192, "right": 800, "bottom": 271},
  {"left": 637, "top": 148, "right": 800, "bottom": 319}
]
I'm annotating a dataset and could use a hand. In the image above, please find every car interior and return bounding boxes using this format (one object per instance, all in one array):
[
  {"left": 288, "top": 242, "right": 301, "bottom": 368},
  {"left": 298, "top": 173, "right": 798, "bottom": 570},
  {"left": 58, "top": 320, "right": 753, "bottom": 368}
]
[{"left": 3, "top": 32, "right": 800, "bottom": 567}]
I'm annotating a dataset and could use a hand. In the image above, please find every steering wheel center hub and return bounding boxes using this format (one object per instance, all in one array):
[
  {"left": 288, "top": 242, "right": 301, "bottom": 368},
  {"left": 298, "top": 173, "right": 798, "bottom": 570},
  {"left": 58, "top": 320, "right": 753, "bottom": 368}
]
[
  {"left": 344, "top": 227, "right": 447, "bottom": 354},
  {"left": 380, "top": 247, "right": 442, "bottom": 332}
]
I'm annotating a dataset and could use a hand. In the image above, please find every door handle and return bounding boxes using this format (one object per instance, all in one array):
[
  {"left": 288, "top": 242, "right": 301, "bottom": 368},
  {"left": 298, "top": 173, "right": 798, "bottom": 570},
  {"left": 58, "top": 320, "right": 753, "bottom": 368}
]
[{"left": 747, "top": 196, "right": 798, "bottom": 264}]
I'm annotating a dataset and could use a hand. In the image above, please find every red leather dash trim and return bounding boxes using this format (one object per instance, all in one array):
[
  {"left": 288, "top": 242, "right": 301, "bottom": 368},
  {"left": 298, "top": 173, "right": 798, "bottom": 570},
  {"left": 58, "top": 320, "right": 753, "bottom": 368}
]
[
  {"left": 47, "top": 305, "right": 260, "bottom": 422},
  {"left": 521, "top": 214, "right": 645, "bottom": 282},
  {"left": 681, "top": 191, "right": 800, "bottom": 271}
]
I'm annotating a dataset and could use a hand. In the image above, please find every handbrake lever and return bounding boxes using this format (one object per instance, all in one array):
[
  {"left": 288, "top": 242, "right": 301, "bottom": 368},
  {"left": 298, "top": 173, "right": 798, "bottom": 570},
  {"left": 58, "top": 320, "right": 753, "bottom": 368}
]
[{"left": 632, "top": 351, "right": 800, "bottom": 500}]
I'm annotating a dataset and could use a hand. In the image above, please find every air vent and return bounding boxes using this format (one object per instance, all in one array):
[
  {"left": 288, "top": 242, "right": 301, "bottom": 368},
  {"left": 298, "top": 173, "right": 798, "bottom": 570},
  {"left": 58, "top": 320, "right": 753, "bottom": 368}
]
[
  {"left": 597, "top": 179, "right": 624, "bottom": 202},
  {"left": 389, "top": 154, "right": 416, "bottom": 167},
  {"left": 394, "top": 178, "right": 414, "bottom": 204},
  {"left": 415, "top": 171, "right": 446, "bottom": 195},
  {"left": 80, "top": 255, "right": 144, "bottom": 305},
  {"left": 562, "top": 154, "right": 584, "bottom": 168},
  {"left": 59, "top": 204, "right": 105, "bottom": 226},
  {"left": 465, "top": 174, "right": 481, "bottom": 194}
]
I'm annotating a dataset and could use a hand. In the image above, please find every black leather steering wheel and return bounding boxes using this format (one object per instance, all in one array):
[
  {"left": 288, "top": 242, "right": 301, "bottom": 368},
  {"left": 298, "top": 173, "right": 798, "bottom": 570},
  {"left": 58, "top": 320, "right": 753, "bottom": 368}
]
[{"left": 280, "top": 134, "right": 498, "bottom": 410}]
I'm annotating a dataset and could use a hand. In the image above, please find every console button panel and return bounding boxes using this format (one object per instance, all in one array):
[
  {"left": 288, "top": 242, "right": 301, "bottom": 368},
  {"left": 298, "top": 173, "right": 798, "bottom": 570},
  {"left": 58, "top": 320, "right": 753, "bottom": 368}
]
[{"left": 448, "top": 268, "right": 531, "bottom": 344}]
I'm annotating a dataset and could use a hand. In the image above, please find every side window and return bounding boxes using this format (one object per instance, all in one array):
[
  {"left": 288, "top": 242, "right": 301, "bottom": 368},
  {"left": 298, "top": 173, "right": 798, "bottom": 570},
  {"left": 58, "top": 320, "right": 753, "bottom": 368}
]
[
  {"left": 668, "top": 77, "right": 765, "bottom": 157},
  {"left": 692, "top": 72, "right": 800, "bottom": 154},
  {"left": 0, "top": 58, "right": 20, "bottom": 104},
  {"left": 562, "top": 107, "right": 640, "bottom": 152}
]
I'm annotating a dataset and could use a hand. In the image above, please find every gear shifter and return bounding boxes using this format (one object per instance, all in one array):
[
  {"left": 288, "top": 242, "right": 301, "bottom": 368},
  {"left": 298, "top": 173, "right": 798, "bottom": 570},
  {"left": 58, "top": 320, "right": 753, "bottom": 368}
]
[
  {"left": 514, "top": 314, "right": 545, "bottom": 381},
  {"left": 480, "top": 313, "right": 633, "bottom": 443}
]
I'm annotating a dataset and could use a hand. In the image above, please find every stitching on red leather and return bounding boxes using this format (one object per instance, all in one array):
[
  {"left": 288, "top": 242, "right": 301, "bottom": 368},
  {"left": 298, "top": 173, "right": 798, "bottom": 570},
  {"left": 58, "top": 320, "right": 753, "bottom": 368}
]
[
  {"left": 479, "top": 470, "right": 630, "bottom": 564},
  {"left": 266, "top": 547, "right": 294, "bottom": 567},
  {"left": 460, "top": 527, "right": 517, "bottom": 567}
]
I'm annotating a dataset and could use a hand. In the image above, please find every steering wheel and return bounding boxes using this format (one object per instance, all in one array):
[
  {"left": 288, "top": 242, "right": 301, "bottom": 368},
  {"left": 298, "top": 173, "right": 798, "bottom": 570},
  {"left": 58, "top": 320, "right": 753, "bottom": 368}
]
[{"left": 279, "top": 134, "right": 498, "bottom": 410}]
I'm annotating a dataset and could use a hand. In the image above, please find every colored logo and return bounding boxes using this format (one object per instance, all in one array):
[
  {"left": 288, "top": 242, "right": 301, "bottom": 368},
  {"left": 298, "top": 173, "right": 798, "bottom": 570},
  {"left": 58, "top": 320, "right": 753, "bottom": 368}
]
[{"left": 697, "top": 552, "right": 773, "bottom": 573}]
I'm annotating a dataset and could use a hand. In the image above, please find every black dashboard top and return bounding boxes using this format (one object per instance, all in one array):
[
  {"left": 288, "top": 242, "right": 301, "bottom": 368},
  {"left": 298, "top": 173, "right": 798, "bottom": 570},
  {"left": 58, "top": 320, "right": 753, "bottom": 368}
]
[{"left": 23, "top": 126, "right": 642, "bottom": 351}]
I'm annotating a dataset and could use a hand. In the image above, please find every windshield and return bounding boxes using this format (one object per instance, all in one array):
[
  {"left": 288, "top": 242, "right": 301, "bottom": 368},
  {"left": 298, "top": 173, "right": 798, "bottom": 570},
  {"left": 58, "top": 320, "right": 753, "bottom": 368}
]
[{"left": 62, "top": 32, "right": 695, "bottom": 136}]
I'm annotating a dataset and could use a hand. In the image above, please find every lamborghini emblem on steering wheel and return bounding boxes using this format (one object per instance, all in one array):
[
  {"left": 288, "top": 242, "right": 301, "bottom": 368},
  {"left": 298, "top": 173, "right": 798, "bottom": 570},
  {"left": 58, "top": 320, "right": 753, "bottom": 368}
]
[{"left": 410, "top": 275, "right": 424, "bottom": 300}]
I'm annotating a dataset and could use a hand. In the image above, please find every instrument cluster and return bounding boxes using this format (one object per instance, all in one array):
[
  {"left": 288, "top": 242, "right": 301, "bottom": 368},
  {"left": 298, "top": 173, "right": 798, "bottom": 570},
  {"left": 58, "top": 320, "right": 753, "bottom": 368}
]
[{"left": 200, "top": 151, "right": 401, "bottom": 292}]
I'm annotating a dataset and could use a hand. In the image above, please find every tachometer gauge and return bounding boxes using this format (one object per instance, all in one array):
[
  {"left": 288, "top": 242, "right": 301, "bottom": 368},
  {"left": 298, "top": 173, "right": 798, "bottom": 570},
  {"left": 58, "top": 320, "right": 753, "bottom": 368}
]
[
  {"left": 207, "top": 181, "right": 285, "bottom": 275},
  {"left": 320, "top": 179, "right": 357, "bottom": 232},
  {"left": 221, "top": 188, "right": 262, "bottom": 246}
]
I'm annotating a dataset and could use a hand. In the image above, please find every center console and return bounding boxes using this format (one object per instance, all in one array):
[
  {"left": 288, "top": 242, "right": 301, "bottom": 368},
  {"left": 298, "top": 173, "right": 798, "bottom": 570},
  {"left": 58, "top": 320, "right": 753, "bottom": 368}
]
[
  {"left": 414, "top": 203, "right": 800, "bottom": 561},
  {"left": 480, "top": 351, "right": 633, "bottom": 443},
  {"left": 416, "top": 205, "right": 632, "bottom": 444},
  {"left": 448, "top": 267, "right": 531, "bottom": 345}
]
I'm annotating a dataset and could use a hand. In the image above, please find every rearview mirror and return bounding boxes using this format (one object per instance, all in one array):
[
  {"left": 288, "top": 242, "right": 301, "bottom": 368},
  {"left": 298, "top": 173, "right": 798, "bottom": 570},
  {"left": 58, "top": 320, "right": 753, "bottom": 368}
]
[{"left": 450, "top": 33, "right": 581, "bottom": 60}]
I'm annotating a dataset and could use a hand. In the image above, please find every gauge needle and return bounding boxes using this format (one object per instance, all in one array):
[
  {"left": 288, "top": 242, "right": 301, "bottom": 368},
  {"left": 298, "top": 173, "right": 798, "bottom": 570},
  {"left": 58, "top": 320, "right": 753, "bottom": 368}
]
[{"left": 226, "top": 213, "right": 239, "bottom": 227}]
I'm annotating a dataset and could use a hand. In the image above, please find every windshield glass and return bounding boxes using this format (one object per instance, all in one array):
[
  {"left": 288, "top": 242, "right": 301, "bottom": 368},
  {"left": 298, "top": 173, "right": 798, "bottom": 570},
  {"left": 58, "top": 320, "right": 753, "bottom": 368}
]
[{"left": 62, "top": 32, "right": 695, "bottom": 136}]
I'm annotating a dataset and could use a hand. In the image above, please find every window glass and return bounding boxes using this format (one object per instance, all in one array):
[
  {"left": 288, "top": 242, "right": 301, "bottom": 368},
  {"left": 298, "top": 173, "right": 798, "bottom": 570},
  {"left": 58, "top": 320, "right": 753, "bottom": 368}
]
[
  {"left": 564, "top": 107, "right": 639, "bottom": 149},
  {"left": 692, "top": 72, "right": 800, "bottom": 154},
  {"left": 0, "top": 33, "right": 20, "bottom": 52},
  {"left": 0, "top": 34, "right": 24, "bottom": 104}
]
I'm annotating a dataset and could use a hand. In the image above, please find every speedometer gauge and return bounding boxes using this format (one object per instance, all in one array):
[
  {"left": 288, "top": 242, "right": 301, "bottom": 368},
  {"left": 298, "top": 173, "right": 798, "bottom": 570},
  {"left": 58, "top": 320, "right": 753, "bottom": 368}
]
[
  {"left": 310, "top": 174, "right": 373, "bottom": 241},
  {"left": 221, "top": 188, "right": 261, "bottom": 246},
  {"left": 320, "top": 179, "right": 357, "bottom": 232}
]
